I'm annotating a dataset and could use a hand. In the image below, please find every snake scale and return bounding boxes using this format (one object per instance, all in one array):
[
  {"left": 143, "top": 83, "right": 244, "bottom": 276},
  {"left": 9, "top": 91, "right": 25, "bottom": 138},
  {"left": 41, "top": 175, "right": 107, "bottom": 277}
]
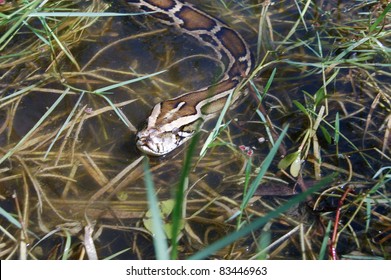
[{"left": 126, "top": 0, "right": 253, "bottom": 156}]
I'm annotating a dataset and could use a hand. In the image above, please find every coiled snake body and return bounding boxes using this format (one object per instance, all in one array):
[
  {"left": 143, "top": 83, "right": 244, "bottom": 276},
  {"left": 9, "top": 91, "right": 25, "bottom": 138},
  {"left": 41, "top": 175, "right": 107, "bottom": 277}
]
[{"left": 128, "top": 0, "right": 252, "bottom": 156}]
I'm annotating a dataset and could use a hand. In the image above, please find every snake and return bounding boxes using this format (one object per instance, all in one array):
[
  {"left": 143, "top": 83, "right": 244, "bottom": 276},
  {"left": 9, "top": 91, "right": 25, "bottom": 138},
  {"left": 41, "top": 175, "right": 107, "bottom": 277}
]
[{"left": 128, "top": 0, "right": 253, "bottom": 156}]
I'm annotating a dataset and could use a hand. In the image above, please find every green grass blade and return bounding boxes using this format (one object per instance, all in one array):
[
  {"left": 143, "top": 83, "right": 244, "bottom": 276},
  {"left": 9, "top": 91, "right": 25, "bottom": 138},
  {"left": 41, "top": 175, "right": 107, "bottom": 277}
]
[
  {"left": 372, "top": 166, "right": 391, "bottom": 180},
  {"left": 94, "top": 70, "right": 166, "bottom": 94},
  {"left": 27, "top": 12, "right": 152, "bottom": 17},
  {"left": 143, "top": 158, "right": 169, "bottom": 260},
  {"left": 103, "top": 248, "right": 131, "bottom": 260},
  {"left": 257, "top": 230, "right": 271, "bottom": 260},
  {"left": 235, "top": 158, "right": 252, "bottom": 227},
  {"left": 39, "top": 17, "right": 80, "bottom": 70},
  {"left": 0, "top": 0, "right": 42, "bottom": 50},
  {"left": 44, "top": 92, "right": 85, "bottom": 159},
  {"left": 249, "top": 69, "right": 277, "bottom": 145},
  {"left": 251, "top": 68, "right": 276, "bottom": 103},
  {"left": 199, "top": 88, "right": 234, "bottom": 157},
  {"left": 255, "top": 108, "right": 275, "bottom": 146},
  {"left": 293, "top": 100, "right": 309, "bottom": 116},
  {"left": 0, "top": 88, "right": 69, "bottom": 165},
  {"left": 240, "top": 125, "right": 289, "bottom": 210},
  {"left": 189, "top": 174, "right": 335, "bottom": 260},
  {"left": 333, "top": 37, "right": 370, "bottom": 62},
  {"left": 82, "top": 70, "right": 159, "bottom": 129},
  {"left": 0, "top": 207, "right": 22, "bottom": 229},
  {"left": 365, "top": 198, "right": 372, "bottom": 233},
  {"left": 170, "top": 130, "right": 201, "bottom": 259},
  {"left": 334, "top": 112, "right": 340, "bottom": 144},
  {"left": 318, "top": 220, "right": 332, "bottom": 260},
  {"left": 96, "top": 94, "right": 131, "bottom": 128},
  {"left": 340, "top": 254, "right": 384, "bottom": 260},
  {"left": 0, "top": 82, "right": 42, "bottom": 102},
  {"left": 61, "top": 230, "right": 72, "bottom": 260},
  {"left": 369, "top": 3, "right": 391, "bottom": 33},
  {"left": 262, "top": 68, "right": 277, "bottom": 96},
  {"left": 22, "top": 20, "right": 51, "bottom": 46},
  {"left": 277, "top": 0, "right": 311, "bottom": 51},
  {"left": 322, "top": 117, "right": 373, "bottom": 171},
  {"left": 369, "top": 176, "right": 390, "bottom": 195}
]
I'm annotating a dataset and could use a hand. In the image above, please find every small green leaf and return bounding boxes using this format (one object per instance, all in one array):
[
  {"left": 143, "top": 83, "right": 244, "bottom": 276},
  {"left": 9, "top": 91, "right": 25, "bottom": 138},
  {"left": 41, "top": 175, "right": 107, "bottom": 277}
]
[
  {"left": 262, "top": 68, "right": 277, "bottom": 96},
  {"left": 143, "top": 199, "right": 184, "bottom": 240},
  {"left": 320, "top": 125, "right": 332, "bottom": 144},
  {"left": 314, "top": 87, "right": 325, "bottom": 105},
  {"left": 293, "top": 100, "right": 308, "bottom": 116},
  {"left": 289, "top": 152, "right": 302, "bottom": 177},
  {"left": 278, "top": 151, "right": 301, "bottom": 170}
]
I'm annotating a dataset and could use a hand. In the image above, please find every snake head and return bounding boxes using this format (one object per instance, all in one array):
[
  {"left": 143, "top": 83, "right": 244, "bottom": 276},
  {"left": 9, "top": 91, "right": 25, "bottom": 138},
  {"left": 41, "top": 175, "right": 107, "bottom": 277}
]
[
  {"left": 136, "top": 126, "right": 195, "bottom": 156},
  {"left": 136, "top": 101, "right": 201, "bottom": 156}
]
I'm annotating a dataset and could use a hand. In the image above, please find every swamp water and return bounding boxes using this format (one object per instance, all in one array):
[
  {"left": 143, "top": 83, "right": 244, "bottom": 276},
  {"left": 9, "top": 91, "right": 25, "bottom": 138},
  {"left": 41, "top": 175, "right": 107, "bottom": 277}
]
[{"left": 0, "top": 0, "right": 390, "bottom": 259}]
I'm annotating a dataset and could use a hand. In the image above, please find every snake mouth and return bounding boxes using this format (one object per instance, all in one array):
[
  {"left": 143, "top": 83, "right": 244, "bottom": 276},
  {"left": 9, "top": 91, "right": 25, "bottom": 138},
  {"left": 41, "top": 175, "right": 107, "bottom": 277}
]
[
  {"left": 135, "top": 132, "right": 175, "bottom": 156},
  {"left": 136, "top": 128, "right": 193, "bottom": 156},
  {"left": 136, "top": 135, "right": 160, "bottom": 156}
]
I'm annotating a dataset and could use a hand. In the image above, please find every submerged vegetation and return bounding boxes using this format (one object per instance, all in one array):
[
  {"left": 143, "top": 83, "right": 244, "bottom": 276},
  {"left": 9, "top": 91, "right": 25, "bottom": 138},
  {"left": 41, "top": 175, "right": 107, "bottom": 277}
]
[{"left": 0, "top": 0, "right": 390, "bottom": 259}]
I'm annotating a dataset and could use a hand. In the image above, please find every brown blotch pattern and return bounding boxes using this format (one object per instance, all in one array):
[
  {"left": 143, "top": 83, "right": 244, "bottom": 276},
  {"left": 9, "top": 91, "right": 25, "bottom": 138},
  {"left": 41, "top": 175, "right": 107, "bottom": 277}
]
[
  {"left": 217, "top": 27, "right": 247, "bottom": 59},
  {"left": 144, "top": 0, "right": 176, "bottom": 9},
  {"left": 176, "top": 6, "right": 216, "bottom": 30},
  {"left": 228, "top": 60, "right": 250, "bottom": 77}
]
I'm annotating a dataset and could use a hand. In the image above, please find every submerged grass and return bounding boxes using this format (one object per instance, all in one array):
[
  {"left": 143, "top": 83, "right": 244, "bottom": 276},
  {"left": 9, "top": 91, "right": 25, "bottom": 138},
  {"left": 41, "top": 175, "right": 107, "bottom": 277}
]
[
  {"left": 189, "top": 174, "right": 336, "bottom": 260},
  {"left": 0, "top": 0, "right": 390, "bottom": 260}
]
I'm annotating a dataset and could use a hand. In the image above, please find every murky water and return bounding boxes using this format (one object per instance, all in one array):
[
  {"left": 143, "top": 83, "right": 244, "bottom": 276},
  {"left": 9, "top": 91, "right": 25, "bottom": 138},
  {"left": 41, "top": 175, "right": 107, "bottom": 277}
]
[{"left": 0, "top": 0, "right": 390, "bottom": 259}]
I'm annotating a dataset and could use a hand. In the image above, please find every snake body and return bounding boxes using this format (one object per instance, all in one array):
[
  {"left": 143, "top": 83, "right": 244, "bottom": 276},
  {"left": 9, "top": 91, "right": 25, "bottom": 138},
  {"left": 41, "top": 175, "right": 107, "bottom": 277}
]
[{"left": 129, "top": 0, "right": 252, "bottom": 156}]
